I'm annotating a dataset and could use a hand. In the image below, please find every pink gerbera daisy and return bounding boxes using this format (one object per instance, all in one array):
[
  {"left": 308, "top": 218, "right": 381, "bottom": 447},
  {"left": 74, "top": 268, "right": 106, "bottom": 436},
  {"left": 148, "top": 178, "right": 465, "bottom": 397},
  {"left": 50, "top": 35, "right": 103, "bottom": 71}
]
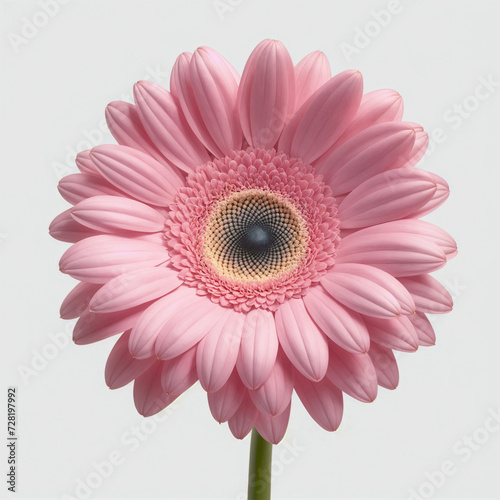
[{"left": 50, "top": 39, "right": 456, "bottom": 447}]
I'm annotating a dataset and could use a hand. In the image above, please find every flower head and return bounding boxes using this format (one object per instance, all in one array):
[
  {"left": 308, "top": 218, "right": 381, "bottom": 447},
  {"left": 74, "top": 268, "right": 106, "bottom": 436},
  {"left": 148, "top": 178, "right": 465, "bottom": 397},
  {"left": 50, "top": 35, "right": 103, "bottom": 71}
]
[{"left": 51, "top": 40, "right": 456, "bottom": 444}]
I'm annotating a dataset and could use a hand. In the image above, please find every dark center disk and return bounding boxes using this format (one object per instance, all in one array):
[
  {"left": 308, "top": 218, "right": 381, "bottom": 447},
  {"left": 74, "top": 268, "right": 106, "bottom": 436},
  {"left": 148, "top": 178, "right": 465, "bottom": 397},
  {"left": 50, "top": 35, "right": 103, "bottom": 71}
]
[{"left": 240, "top": 224, "right": 273, "bottom": 253}]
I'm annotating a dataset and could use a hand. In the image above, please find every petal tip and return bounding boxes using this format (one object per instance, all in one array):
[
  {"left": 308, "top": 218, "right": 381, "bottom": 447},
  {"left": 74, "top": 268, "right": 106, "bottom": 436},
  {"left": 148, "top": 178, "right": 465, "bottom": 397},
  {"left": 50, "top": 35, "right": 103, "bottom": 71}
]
[
  {"left": 346, "top": 69, "right": 363, "bottom": 83},
  {"left": 105, "top": 100, "right": 122, "bottom": 113}
]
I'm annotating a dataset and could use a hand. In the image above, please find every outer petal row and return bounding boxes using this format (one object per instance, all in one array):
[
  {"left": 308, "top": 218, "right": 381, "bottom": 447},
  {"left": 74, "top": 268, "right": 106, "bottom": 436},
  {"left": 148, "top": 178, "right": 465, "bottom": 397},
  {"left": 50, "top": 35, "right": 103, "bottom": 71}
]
[
  {"left": 278, "top": 69, "right": 363, "bottom": 163},
  {"left": 318, "top": 121, "right": 416, "bottom": 194},
  {"left": 133, "top": 81, "right": 210, "bottom": 173},
  {"left": 238, "top": 39, "right": 295, "bottom": 150},
  {"left": 91, "top": 144, "right": 184, "bottom": 206},
  {"left": 59, "top": 235, "right": 169, "bottom": 283},
  {"left": 337, "top": 168, "right": 437, "bottom": 228},
  {"left": 171, "top": 50, "right": 242, "bottom": 158},
  {"left": 275, "top": 298, "right": 329, "bottom": 382},
  {"left": 321, "top": 263, "right": 415, "bottom": 318},
  {"left": 294, "top": 51, "right": 331, "bottom": 110},
  {"left": 336, "top": 228, "right": 447, "bottom": 276},
  {"left": 71, "top": 195, "right": 166, "bottom": 234},
  {"left": 105, "top": 101, "right": 171, "bottom": 166}
]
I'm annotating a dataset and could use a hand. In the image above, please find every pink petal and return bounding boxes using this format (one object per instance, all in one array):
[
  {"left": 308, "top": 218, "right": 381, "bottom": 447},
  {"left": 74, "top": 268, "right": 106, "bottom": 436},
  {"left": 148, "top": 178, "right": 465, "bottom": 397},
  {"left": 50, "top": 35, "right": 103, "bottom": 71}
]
[
  {"left": 343, "top": 219, "right": 457, "bottom": 260},
  {"left": 73, "top": 304, "right": 147, "bottom": 345},
  {"left": 60, "top": 281, "right": 101, "bottom": 319},
  {"left": 89, "top": 267, "right": 181, "bottom": 313},
  {"left": 275, "top": 298, "right": 329, "bottom": 382},
  {"left": 236, "top": 308, "right": 278, "bottom": 389},
  {"left": 248, "top": 351, "right": 293, "bottom": 417},
  {"left": 133, "top": 362, "right": 178, "bottom": 417},
  {"left": 255, "top": 403, "right": 291, "bottom": 445},
  {"left": 171, "top": 50, "right": 241, "bottom": 152},
  {"left": 170, "top": 51, "right": 193, "bottom": 96},
  {"left": 187, "top": 47, "right": 242, "bottom": 156},
  {"left": 50, "top": 208, "right": 100, "bottom": 243},
  {"left": 129, "top": 286, "right": 192, "bottom": 359},
  {"left": 105, "top": 100, "right": 171, "bottom": 166},
  {"left": 294, "top": 371, "right": 343, "bottom": 431},
  {"left": 161, "top": 346, "right": 198, "bottom": 395},
  {"left": 59, "top": 235, "right": 169, "bottom": 284},
  {"left": 105, "top": 331, "right": 156, "bottom": 389},
  {"left": 368, "top": 342, "right": 399, "bottom": 390},
  {"left": 337, "top": 168, "right": 437, "bottom": 228},
  {"left": 196, "top": 308, "right": 245, "bottom": 392},
  {"left": 407, "top": 173, "right": 450, "bottom": 219},
  {"left": 75, "top": 150, "right": 99, "bottom": 175},
  {"left": 228, "top": 392, "right": 259, "bottom": 440},
  {"left": 409, "top": 312, "right": 436, "bottom": 346},
  {"left": 318, "top": 121, "right": 416, "bottom": 195},
  {"left": 238, "top": 39, "right": 295, "bottom": 149},
  {"left": 58, "top": 173, "right": 125, "bottom": 205},
  {"left": 303, "top": 286, "right": 370, "bottom": 353},
  {"left": 133, "top": 80, "right": 211, "bottom": 172},
  {"left": 364, "top": 316, "right": 419, "bottom": 352},
  {"left": 321, "top": 263, "right": 415, "bottom": 318},
  {"left": 170, "top": 52, "right": 222, "bottom": 157},
  {"left": 278, "top": 70, "right": 363, "bottom": 163},
  {"left": 71, "top": 195, "right": 166, "bottom": 233},
  {"left": 402, "top": 124, "right": 428, "bottom": 167},
  {"left": 154, "top": 291, "right": 223, "bottom": 360},
  {"left": 207, "top": 369, "right": 246, "bottom": 423},
  {"left": 335, "top": 229, "right": 447, "bottom": 277},
  {"left": 398, "top": 274, "right": 453, "bottom": 314},
  {"left": 91, "top": 144, "right": 184, "bottom": 206},
  {"left": 294, "top": 51, "right": 331, "bottom": 110},
  {"left": 326, "top": 346, "right": 378, "bottom": 403},
  {"left": 335, "top": 89, "right": 404, "bottom": 146},
  {"left": 131, "top": 232, "right": 167, "bottom": 245}
]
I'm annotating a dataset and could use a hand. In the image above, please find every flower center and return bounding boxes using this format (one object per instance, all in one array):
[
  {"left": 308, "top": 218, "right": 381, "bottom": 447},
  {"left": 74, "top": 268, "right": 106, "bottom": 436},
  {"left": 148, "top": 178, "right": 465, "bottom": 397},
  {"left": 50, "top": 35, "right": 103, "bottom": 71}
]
[
  {"left": 202, "top": 189, "right": 308, "bottom": 283},
  {"left": 165, "top": 147, "right": 341, "bottom": 312}
]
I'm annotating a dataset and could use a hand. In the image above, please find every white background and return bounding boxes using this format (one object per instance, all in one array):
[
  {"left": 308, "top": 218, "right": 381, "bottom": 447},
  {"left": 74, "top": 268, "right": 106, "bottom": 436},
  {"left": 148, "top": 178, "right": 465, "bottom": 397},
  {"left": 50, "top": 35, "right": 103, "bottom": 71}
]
[{"left": 1, "top": 0, "right": 499, "bottom": 499}]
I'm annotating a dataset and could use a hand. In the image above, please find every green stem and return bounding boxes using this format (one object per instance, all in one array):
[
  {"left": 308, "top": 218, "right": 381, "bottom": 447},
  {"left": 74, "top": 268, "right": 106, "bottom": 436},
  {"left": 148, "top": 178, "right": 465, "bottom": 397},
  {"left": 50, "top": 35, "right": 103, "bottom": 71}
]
[{"left": 248, "top": 427, "right": 273, "bottom": 500}]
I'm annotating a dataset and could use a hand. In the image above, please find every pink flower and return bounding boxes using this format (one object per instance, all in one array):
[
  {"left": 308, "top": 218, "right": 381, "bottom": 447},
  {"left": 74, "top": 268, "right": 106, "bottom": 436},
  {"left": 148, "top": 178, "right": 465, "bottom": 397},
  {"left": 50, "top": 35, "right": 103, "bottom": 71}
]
[{"left": 51, "top": 40, "right": 456, "bottom": 445}]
